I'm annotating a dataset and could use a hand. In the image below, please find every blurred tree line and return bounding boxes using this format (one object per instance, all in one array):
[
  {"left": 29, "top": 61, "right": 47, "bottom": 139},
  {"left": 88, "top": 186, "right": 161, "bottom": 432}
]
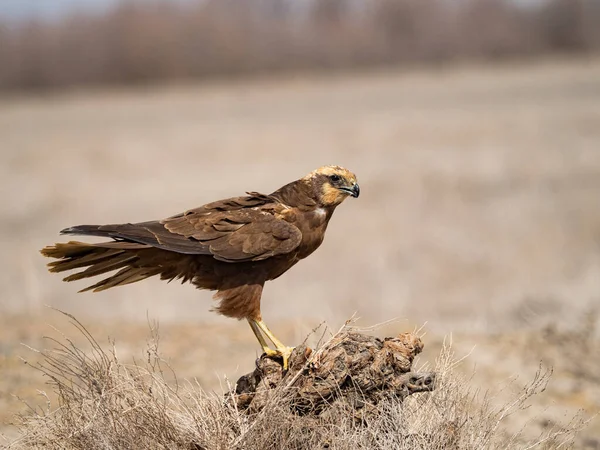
[{"left": 0, "top": 0, "right": 598, "bottom": 91}]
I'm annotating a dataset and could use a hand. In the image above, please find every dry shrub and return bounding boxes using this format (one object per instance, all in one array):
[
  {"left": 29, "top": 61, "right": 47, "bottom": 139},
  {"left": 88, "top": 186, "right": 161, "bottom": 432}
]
[{"left": 7, "top": 312, "right": 588, "bottom": 449}]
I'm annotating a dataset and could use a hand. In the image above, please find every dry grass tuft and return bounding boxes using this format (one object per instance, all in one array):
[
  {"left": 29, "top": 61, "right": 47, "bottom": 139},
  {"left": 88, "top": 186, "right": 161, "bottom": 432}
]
[{"left": 7, "top": 312, "right": 588, "bottom": 449}]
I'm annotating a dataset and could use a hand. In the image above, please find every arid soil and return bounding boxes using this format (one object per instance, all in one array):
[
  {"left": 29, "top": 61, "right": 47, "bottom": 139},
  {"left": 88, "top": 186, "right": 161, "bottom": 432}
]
[{"left": 1, "top": 58, "right": 599, "bottom": 445}]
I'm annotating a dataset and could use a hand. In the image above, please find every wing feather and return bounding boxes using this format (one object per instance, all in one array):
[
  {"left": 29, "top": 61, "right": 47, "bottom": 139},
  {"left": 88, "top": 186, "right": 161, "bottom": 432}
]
[
  {"left": 163, "top": 208, "right": 302, "bottom": 262},
  {"left": 62, "top": 195, "right": 302, "bottom": 263}
]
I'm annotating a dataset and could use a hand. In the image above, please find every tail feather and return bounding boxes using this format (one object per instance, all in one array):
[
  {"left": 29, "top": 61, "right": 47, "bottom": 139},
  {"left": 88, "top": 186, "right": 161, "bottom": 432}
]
[
  {"left": 78, "top": 266, "right": 163, "bottom": 293},
  {"left": 43, "top": 245, "right": 126, "bottom": 273},
  {"left": 40, "top": 240, "right": 176, "bottom": 293},
  {"left": 63, "top": 255, "right": 138, "bottom": 282},
  {"left": 41, "top": 241, "right": 104, "bottom": 261}
]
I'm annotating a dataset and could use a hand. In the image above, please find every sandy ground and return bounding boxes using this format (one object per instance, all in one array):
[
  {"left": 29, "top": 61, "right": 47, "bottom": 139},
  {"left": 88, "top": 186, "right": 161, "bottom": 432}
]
[{"left": 1, "top": 58, "right": 599, "bottom": 445}]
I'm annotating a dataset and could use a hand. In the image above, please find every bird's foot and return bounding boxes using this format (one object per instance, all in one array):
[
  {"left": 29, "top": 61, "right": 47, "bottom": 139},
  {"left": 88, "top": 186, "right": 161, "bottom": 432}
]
[{"left": 262, "top": 346, "right": 295, "bottom": 370}]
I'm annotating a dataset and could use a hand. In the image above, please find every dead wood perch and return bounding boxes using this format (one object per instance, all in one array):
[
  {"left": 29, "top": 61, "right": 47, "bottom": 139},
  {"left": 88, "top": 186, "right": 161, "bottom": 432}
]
[{"left": 233, "top": 331, "right": 435, "bottom": 418}]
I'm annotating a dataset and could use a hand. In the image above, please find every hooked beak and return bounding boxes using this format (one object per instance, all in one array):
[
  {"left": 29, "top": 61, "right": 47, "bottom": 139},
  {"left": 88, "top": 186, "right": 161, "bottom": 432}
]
[{"left": 339, "top": 183, "right": 360, "bottom": 198}]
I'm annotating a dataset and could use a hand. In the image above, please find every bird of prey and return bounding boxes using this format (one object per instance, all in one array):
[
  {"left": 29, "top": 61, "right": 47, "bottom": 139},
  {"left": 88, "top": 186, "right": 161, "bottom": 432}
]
[{"left": 41, "top": 165, "right": 359, "bottom": 369}]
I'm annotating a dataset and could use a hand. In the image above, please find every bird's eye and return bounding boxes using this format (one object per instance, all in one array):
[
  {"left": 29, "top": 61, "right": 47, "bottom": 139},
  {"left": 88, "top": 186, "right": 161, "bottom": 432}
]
[{"left": 329, "top": 174, "right": 341, "bottom": 183}]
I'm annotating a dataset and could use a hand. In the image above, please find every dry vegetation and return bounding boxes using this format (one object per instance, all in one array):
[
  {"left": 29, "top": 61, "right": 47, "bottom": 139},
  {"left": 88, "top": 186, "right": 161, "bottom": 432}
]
[
  {"left": 1, "top": 58, "right": 599, "bottom": 446},
  {"left": 1, "top": 0, "right": 600, "bottom": 91},
  {"left": 6, "top": 313, "right": 588, "bottom": 449}
]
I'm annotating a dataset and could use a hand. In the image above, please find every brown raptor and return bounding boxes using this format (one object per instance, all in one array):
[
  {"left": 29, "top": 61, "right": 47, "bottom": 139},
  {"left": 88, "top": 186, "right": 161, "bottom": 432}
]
[{"left": 41, "top": 165, "right": 359, "bottom": 368}]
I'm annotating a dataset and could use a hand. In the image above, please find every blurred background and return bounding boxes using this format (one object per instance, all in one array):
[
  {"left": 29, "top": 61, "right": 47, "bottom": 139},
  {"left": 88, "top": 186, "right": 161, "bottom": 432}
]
[{"left": 1, "top": 0, "right": 599, "bottom": 444}]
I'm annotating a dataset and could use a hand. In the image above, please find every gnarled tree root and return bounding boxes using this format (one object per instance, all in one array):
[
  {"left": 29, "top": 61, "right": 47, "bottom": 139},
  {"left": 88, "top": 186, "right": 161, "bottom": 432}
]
[{"left": 232, "top": 331, "right": 435, "bottom": 419}]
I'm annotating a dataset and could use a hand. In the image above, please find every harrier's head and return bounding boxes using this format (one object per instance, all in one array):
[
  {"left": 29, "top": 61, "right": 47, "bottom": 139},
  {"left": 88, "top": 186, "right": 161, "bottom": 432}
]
[{"left": 303, "top": 165, "right": 360, "bottom": 207}]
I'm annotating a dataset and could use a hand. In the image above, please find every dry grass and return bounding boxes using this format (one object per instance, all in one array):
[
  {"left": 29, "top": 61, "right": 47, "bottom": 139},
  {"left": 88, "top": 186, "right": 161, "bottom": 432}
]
[
  {"left": 1, "top": 59, "right": 600, "bottom": 445},
  {"left": 6, "top": 312, "right": 588, "bottom": 449}
]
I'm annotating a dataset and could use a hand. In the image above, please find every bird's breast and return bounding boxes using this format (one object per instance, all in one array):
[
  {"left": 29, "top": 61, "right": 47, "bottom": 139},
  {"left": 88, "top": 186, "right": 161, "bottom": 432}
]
[
  {"left": 262, "top": 207, "right": 332, "bottom": 281},
  {"left": 294, "top": 208, "right": 330, "bottom": 260}
]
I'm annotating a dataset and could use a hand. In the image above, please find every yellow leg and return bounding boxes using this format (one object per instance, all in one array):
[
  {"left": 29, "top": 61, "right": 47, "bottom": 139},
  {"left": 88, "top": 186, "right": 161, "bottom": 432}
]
[
  {"left": 247, "top": 319, "right": 279, "bottom": 358},
  {"left": 255, "top": 319, "right": 294, "bottom": 370}
]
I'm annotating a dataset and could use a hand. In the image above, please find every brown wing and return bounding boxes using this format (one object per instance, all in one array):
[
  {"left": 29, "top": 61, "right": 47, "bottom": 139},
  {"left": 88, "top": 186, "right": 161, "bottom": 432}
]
[
  {"left": 61, "top": 195, "right": 302, "bottom": 263},
  {"left": 161, "top": 208, "right": 301, "bottom": 262}
]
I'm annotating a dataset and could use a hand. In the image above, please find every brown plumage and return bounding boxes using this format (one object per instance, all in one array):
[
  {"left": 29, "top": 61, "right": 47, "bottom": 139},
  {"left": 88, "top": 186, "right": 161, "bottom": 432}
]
[{"left": 41, "top": 165, "right": 359, "bottom": 368}]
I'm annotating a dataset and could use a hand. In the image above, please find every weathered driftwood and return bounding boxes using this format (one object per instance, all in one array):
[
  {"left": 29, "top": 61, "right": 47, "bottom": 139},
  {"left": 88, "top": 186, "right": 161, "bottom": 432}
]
[{"left": 232, "top": 331, "right": 435, "bottom": 418}]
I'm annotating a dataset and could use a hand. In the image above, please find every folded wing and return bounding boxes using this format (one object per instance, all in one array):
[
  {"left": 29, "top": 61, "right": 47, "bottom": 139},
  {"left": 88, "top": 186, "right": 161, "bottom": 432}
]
[{"left": 61, "top": 196, "right": 303, "bottom": 263}]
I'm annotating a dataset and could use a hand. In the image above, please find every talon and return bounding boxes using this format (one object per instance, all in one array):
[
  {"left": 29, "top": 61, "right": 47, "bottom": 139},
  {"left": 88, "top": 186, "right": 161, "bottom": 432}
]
[
  {"left": 261, "top": 346, "right": 294, "bottom": 370},
  {"left": 279, "top": 346, "right": 295, "bottom": 370},
  {"left": 248, "top": 319, "right": 294, "bottom": 369},
  {"left": 261, "top": 347, "right": 279, "bottom": 359}
]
